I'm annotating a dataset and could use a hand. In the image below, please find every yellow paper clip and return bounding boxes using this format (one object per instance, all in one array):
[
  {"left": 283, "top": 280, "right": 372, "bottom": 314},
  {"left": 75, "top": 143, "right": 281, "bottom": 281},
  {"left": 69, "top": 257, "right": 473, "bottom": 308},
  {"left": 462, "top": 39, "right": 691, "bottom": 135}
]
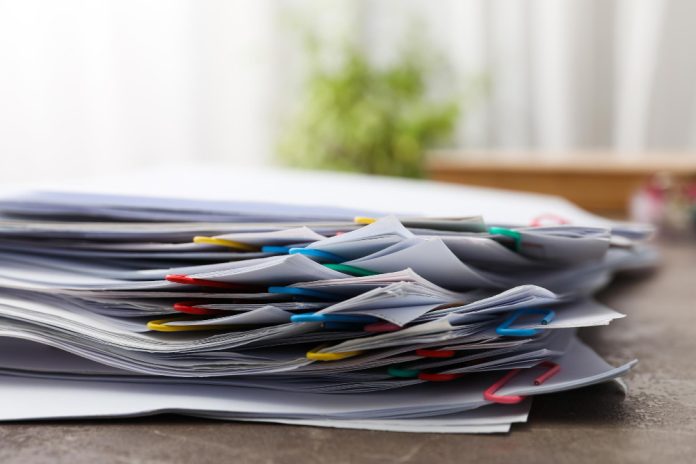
[
  {"left": 354, "top": 216, "right": 376, "bottom": 225},
  {"left": 192, "top": 236, "right": 258, "bottom": 252},
  {"left": 306, "top": 345, "right": 363, "bottom": 361},
  {"left": 147, "top": 317, "right": 244, "bottom": 332}
]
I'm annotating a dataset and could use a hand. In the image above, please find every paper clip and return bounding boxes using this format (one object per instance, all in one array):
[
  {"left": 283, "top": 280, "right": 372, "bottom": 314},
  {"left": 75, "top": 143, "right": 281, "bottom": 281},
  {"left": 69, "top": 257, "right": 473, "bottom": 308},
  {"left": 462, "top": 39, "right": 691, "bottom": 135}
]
[
  {"left": 496, "top": 308, "right": 556, "bottom": 337},
  {"left": 483, "top": 361, "right": 561, "bottom": 404},
  {"left": 387, "top": 368, "right": 462, "bottom": 382},
  {"left": 306, "top": 345, "right": 362, "bottom": 361},
  {"left": 173, "top": 302, "right": 224, "bottom": 316},
  {"left": 165, "top": 274, "right": 249, "bottom": 289},
  {"left": 261, "top": 245, "right": 293, "bottom": 254},
  {"left": 192, "top": 236, "right": 258, "bottom": 252},
  {"left": 288, "top": 248, "right": 346, "bottom": 263},
  {"left": 354, "top": 217, "right": 376, "bottom": 225},
  {"left": 530, "top": 213, "right": 570, "bottom": 227},
  {"left": 290, "top": 313, "right": 379, "bottom": 324},
  {"left": 323, "top": 263, "right": 379, "bottom": 277},
  {"left": 418, "top": 372, "right": 462, "bottom": 382},
  {"left": 364, "top": 322, "right": 402, "bottom": 333},
  {"left": 387, "top": 348, "right": 457, "bottom": 379},
  {"left": 268, "top": 286, "right": 341, "bottom": 301},
  {"left": 415, "top": 349, "right": 456, "bottom": 358},
  {"left": 488, "top": 227, "right": 522, "bottom": 251},
  {"left": 147, "top": 317, "right": 244, "bottom": 332},
  {"left": 483, "top": 369, "right": 525, "bottom": 404},
  {"left": 387, "top": 366, "right": 420, "bottom": 378},
  {"left": 533, "top": 360, "right": 561, "bottom": 385}
]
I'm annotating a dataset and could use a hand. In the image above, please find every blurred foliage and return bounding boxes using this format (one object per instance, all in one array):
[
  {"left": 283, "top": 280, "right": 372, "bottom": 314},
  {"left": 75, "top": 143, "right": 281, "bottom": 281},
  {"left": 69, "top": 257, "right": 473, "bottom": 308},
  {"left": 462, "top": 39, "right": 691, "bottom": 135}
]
[{"left": 277, "top": 33, "right": 463, "bottom": 178}]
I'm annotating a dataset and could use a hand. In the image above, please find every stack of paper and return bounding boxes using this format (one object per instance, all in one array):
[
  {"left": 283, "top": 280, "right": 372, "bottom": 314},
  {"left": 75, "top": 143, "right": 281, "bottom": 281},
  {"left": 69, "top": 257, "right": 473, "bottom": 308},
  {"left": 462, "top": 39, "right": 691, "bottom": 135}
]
[{"left": 0, "top": 187, "right": 655, "bottom": 433}]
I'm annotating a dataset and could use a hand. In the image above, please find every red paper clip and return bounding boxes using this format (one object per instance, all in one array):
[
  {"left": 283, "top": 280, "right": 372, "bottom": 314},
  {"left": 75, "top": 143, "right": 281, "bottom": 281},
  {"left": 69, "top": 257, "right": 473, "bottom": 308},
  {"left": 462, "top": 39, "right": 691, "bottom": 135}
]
[
  {"left": 363, "top": 322, "right": 402, "bottom": 333},
  {"left": 483, "top": 369, "right": 525, "bottom": 404},
  {"left": 418, "top": 372, "right": 462, "bottom": 382},
  {"left": 415, "top": 349, "right": 456, "bottom": 359},
  {"left": 165, "top": 274, "right": 247, "bottom": 289},
  {"left": 533, "top": 360, "right": 561, "bottom": 385},
  {"left": 484, "top": 361, "right": 561, "bottom": 404},
  {"left": 173, "top": 302, "right": 224, "bottom": 316}
]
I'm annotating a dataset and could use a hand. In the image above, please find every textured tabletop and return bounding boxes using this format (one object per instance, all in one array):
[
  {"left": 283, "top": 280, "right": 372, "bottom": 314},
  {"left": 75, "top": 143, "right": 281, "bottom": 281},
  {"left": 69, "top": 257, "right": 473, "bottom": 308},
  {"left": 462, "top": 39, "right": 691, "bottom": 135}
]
[{"left": 1, "top": 239, "right": 695, "bottom": 464}]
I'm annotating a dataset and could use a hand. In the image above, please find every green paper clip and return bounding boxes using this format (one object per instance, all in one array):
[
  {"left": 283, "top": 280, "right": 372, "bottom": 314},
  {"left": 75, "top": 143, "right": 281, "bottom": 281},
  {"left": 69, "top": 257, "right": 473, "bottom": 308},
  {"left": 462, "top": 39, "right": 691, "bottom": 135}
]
[
  {"left": 388, "top": 366, "right": 420, "bottom": 378},
  {"left": 323, "top": 263, "right": 379, "bottom": 277},
  {"left": 488, "top": 227, "right": 522, "bottom": 251}
]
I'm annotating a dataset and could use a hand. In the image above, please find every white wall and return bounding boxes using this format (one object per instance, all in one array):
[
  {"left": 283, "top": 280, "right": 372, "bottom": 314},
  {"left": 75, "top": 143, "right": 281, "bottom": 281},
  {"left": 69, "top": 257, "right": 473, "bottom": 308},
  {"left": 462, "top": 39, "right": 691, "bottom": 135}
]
[
  {"left": 0, "top": 0, "right": 277, "bottom": 183},
  {"left": 0, "top": 0, "right": 695, "bottom": 184}
]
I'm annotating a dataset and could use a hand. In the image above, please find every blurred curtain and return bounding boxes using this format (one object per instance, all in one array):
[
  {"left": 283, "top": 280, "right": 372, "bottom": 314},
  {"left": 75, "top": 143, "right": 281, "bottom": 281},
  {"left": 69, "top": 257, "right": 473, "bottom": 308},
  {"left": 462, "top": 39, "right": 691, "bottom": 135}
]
[
  {"left": 357, "top": 0, "right": 696, "bottom": 159},
  {"left": 0, "top": 0, "right": 695, "bottom": 184}
]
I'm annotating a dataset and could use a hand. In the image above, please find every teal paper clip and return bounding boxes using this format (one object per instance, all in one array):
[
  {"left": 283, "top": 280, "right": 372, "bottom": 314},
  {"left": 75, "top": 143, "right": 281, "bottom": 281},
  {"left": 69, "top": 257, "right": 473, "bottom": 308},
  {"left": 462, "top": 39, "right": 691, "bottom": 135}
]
[
  {"left": 291, "top": 313, "right": 379, "bottom": 324},
  {"left": 268, "top": 286, "right": 341, "bottom": 301},
  {"left": 388, "top": 366, "right": 420, "bottom": 378},
  {"left": 488, "top": 226, "right": 522, "bottom": 251},
  {"left": 323, "top": 263, "right": 379, "bottom": 276},
  {"left": 496, "top": 308, "right": 556, "bottom": 337},
  {"left": 289, "top": 248, "right": 346, "bottom": 263}
]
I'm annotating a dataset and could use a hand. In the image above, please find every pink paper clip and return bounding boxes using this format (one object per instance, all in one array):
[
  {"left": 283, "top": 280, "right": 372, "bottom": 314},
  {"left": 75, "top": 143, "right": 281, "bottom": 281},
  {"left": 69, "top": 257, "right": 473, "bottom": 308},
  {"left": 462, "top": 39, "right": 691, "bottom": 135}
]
[
  {"left": 484, "top": 361, "right": 561, "bottom": 404},
  {"left": 530, "top": 213, "right": 570, "bottom": 227}
]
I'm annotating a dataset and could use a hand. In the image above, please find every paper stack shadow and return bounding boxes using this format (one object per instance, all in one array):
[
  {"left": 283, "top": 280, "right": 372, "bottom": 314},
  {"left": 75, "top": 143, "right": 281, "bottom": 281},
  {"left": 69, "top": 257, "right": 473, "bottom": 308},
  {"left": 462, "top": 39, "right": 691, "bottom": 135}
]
[{"left": 0, "top": 190, "right": 657, "bottom": 433}]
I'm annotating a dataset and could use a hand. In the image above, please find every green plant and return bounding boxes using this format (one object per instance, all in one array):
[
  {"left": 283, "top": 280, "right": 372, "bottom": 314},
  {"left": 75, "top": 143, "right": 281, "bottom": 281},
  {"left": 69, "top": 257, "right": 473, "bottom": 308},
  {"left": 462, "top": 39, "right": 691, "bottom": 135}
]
[{"left": 277, "top": 35, "right": 461, "bottom": 178}]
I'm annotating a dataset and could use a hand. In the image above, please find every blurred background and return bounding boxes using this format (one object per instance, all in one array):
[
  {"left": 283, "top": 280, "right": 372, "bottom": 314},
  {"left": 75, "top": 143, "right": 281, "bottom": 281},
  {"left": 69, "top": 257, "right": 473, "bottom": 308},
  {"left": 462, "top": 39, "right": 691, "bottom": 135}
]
[{"left": 1, "top": 0, "right": 695, "bottom": 226}]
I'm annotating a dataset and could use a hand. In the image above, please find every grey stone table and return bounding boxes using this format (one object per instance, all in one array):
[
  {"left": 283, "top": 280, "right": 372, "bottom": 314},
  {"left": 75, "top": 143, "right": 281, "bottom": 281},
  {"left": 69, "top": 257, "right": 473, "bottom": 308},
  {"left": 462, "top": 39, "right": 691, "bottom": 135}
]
[{"left": 1, "top": 240, "right": 695, "bottom": 464}]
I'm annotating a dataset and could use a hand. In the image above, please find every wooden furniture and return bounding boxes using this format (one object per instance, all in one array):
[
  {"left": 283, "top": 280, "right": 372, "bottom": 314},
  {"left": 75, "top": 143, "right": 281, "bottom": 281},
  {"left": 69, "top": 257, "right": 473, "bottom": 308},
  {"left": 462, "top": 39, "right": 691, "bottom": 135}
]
[{"left": 427, "top": 152, "right": 696, "bottom": 216}]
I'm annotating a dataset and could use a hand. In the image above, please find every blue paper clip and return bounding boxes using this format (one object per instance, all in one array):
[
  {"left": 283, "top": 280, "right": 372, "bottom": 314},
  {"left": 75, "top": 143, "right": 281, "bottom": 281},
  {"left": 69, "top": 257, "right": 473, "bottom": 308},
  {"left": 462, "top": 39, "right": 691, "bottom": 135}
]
[
  {"left": 290, "top": 313, "right": 380, "bottom": 324},
  {"left": 288, "top": 248, "right": 346, "bottom": 263},
  {"left": 496, "top": 308, "right": 555, "bottom": 337},
  {"left": 268, "top": 286, "right": 341, "bottom": 301},
  {"left": 261, "top": 245, "right": 294, "bottom": 254}
]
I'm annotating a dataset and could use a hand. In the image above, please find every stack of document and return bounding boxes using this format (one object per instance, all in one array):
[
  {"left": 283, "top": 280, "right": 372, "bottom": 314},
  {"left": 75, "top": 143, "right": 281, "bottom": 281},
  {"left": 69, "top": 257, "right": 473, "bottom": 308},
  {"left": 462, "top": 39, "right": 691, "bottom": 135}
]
[{"left": 0, "top": 186, "right": 655, "bottom": 433}]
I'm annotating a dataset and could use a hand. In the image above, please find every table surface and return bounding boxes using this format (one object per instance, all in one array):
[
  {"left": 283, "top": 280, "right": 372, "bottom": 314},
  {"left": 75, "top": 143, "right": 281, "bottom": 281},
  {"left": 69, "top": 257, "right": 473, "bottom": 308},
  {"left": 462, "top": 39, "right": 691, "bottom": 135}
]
[{"left": 1, "top": 239, "right": 695, "bottom": 464}]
